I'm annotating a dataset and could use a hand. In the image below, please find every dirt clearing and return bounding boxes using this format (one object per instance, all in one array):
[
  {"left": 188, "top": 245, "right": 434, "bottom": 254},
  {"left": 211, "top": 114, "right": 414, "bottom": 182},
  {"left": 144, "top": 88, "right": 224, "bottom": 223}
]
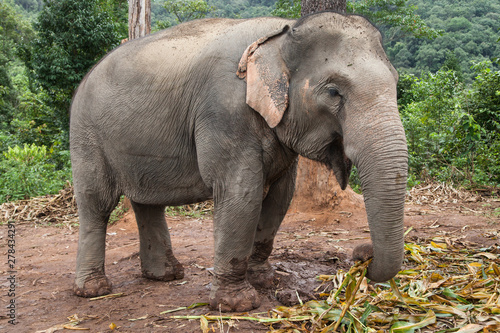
[{"left": 1, "top": 184, "right": 499, "bottom": 332}]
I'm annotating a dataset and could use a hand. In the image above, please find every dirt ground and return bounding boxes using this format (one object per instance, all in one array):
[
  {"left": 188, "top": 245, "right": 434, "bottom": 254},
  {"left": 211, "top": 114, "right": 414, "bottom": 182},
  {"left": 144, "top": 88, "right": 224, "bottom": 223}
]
[{"left": 1, "top": 189, "right": 499, "bottom": 332}]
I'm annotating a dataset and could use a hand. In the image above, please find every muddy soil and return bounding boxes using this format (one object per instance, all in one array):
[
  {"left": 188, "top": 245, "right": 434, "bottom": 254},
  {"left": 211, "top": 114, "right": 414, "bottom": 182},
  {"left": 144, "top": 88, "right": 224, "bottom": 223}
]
[{"left": 1, "top": 196, "right": 498, "bottom": 332}]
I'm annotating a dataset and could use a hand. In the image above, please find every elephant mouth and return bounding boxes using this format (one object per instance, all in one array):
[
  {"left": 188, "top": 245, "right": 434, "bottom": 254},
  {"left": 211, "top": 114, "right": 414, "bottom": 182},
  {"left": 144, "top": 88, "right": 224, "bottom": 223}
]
[
  {"left": 333, "top": 153, "right": 352, "bottom": 190},
  {"left": 325, "top": 134, "right": 352, "bottom": 190}
]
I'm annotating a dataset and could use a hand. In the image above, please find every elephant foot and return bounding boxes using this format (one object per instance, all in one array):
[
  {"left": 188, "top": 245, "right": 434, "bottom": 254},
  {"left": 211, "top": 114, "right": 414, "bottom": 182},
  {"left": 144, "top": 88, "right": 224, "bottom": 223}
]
[
  {"left": 209, "top": 279, "right": 261, "bottom": 312},
  {"left": 141, "top": 260, "right": 184, "bottom": 281},
  {"left": 248, "top": 262, "right": 275, "bottom": 289},
  {"left": 74, "top": 273, "right": 112, "bottom": 298}
]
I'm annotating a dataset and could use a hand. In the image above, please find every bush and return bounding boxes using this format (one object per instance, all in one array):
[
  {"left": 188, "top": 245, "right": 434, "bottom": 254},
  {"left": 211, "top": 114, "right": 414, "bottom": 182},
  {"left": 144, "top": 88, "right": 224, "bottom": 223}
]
[
  {"left": 399, "top": 62, "right": 500, "bottom": 187},
  {"left": 400, "top": 70, "right": 464, "bottom": 181},
  {"left": 0, "top": 143, "right": 71, "bottom": 203},
  {"left": 467, "top": 61, "right": 500, "bottom": 134}
]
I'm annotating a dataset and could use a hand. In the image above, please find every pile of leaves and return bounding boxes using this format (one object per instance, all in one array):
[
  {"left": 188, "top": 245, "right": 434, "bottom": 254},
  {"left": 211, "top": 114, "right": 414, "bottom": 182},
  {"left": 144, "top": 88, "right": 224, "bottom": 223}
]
[
  {"left": 0, "top": 183, "right": 77, "bottom": 225},
  {"left": 173, "top": 236, "right": 500, "bottom": 332},
  {"left": 406, "top": 183, "right": 484, "bottom": 206},
  {"left": 0, "top": 184, "right": 212, "bottom": 226}
]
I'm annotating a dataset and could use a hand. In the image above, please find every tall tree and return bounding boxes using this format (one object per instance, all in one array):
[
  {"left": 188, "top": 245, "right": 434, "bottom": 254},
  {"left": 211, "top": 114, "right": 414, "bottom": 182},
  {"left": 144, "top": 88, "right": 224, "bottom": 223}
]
[
  {"left": 129, "top": 0, "right": 151, "bottom": 40},
  {"left": 301, "top": 0, "right": 346, "bottom": 15}
]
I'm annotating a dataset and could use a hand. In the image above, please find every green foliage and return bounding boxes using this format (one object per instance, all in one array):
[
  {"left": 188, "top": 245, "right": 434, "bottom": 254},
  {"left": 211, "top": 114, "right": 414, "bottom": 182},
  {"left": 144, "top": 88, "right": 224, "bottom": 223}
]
[
  {"left": 271, "top": 0, "right": 300, "bottom": 18},
  {"left": 441, "top": 51, "right": 464, "bottom": 81},
  {"left": 399, "top": 62, "right": 500, "bottom": 187},
  {"left": 0, "top": 144, "right": 71, "bottom": 203},
  {"left": 7, "top": 83, "right": 69, "bottom": 160},
  {"left": 153, "top": 0, "right": 275, "bottom": 29},
  {"left": 348, "top": 0, "right": 442, "bottom": 39},
  {"left": 24, "top": 0, "right": 121, "bottom": 126},
  {"left": 467, "top": 61, "right": 500, "bottom": 133},
  {"left": 387, "top": 0, "right": 500, "bottom": 80},
  {"left": 0, "top": 67, "right": 16, "bottom": 131},
  {"left": 109, "top": 196, "right": 130, "bottom": 224},
  {"left": 0, "top": 0, "right": 123, "bottom": 204},
  {"left": 401, "top": 70, "right": 463, "bottom": 181},
  {"left": 209, "top": 0, "right": 273, "bottom": 19},
  {"left": 348, "top": 166, "right": 362, "bottom": 194},
  {"left": 98, "top": 0, "right": 129, "bottom": 40},
  {"left": 1, "top": 2, "right": 23, "bottom": 65},
  {"left": 12, "top": 0, "right": 43, "bottom": 12},
  {"left": 0, "top": 2, "right": 34, "bottom": 130},
  {"left": 463, "top": 61, "right": 500, "bottom": 185},
  {"left": 165, "top": 203, "right": 213, "bottom": 218},
  {"left": 396, "top": 71, "right": 418, "bottom": 109}
]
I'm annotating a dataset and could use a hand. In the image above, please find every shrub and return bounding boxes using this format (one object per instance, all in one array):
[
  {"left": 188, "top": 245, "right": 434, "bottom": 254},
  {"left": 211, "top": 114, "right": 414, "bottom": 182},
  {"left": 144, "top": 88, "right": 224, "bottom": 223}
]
[
  {"left": 0, "top": 143, "right": 71, "bottom": 203},
  {"left": 399, "top": 63, "right": 500, "bottom": 187},
  {"left": 400, "top": 70, "right": 464, "bottom": 181}
]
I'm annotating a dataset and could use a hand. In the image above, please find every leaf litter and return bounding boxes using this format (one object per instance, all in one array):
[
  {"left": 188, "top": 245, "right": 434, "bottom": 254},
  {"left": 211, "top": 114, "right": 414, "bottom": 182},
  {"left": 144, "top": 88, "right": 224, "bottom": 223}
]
[
  {"left": 0, "top": 182, "right": 78, "bottom": 225},
  {"left": 172, "top": 236, "right": 500, "bottom": 332}
]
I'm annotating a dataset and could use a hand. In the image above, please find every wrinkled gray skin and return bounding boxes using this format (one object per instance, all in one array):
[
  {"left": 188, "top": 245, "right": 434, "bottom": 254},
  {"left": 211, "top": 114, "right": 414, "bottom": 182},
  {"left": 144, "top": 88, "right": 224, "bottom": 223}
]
[{"left": 70, "top": 12, "right": 407, "bottom": 312}]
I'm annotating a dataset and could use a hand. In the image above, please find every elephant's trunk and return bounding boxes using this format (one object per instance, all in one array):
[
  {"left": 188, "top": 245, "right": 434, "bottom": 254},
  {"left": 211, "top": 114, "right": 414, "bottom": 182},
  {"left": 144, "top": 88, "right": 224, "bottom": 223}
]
[{"left": 344, "top": 99, "right": 408, "bottom": 282}]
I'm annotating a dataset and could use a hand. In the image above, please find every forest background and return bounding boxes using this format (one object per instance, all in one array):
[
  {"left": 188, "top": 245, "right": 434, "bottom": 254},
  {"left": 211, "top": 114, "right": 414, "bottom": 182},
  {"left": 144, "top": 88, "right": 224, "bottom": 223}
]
[{"left": 0, "top": 0, "right": 499, "bottom": 203}]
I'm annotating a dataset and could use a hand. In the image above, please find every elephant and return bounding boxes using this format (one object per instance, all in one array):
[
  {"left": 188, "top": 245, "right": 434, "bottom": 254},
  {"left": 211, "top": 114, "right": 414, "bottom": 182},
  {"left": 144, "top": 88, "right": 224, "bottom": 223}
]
[{"left": 70, "top": 11, "right": 408, "bottom": 312}]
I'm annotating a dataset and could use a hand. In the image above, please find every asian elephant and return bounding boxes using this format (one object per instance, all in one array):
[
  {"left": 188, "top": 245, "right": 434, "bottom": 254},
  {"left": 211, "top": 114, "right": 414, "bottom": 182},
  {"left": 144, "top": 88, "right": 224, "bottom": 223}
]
[{"left": 70, "top": 12, "right": 408, "bottom": 312}]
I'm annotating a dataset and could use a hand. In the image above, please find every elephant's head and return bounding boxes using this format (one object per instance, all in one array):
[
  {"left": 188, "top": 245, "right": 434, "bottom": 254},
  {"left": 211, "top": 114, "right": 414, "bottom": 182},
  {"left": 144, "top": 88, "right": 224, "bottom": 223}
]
[{"left": 238, "top": 12, "right": 408, "bottom": 282}]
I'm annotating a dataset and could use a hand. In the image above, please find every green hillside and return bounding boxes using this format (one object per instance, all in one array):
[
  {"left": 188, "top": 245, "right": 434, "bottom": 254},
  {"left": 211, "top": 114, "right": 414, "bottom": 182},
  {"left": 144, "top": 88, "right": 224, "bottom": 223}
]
[{"left": 385, "top": 0, "right": 500, "bottom": 79}]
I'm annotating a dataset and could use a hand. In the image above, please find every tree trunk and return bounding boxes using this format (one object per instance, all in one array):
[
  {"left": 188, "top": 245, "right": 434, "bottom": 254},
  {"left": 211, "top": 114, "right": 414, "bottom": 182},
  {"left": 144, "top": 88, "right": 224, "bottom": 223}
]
[
  {"left": 301, "top": 0, "right": 346, "bottom": 16},
  {"left": 290, "top": 0, "right": 362, "bottom": 213},
  {"left": 129, "top": 0, "right": 151, "bottom": 40}
]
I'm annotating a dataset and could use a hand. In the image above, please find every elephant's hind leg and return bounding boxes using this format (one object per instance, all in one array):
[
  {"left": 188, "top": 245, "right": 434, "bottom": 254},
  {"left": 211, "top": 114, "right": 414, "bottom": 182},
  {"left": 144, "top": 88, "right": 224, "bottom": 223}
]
[
  {"left": 131, "top": 202, "right": 184, "bottom": 281},
  {"left": 73, "top": 168, "right": 120, "bottom": 297}
]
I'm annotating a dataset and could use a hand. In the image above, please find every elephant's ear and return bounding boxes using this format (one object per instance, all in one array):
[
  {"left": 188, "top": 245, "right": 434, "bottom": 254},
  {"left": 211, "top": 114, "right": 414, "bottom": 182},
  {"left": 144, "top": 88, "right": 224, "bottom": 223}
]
[{"left": 237, "top": 26, "right": 290, "bottom": 128}]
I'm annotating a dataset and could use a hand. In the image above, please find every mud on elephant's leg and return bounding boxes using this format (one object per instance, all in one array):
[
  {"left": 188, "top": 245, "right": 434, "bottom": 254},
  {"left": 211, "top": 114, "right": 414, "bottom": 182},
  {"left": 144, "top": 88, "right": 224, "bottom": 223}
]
[
  {"left": 132, "top": 202, "right": 184, "bottom": 281},
  {"left": 210, "top": 259, "right": 261, "bottom": 312},
  {"left": 74, "top": 225, "right": 113, "bottom": 297},
  {"left": 248, "top": 162, "right": 297, "bottom": 289}
]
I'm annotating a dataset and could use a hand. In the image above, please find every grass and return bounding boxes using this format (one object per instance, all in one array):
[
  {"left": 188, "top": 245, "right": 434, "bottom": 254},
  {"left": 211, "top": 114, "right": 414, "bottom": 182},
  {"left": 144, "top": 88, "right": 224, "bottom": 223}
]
[
  {"left": 165, "top": 201, "right": 213, "bottom": 219},
  {"left": 108, "top": 196, "right": 130, "bottom": 225}
]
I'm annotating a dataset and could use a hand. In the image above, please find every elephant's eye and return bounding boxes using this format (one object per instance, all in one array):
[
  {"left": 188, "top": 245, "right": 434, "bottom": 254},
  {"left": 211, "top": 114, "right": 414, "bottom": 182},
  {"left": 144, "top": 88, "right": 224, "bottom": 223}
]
[{"left": 328, "top": 87, "right": 340, "bottom": 98}]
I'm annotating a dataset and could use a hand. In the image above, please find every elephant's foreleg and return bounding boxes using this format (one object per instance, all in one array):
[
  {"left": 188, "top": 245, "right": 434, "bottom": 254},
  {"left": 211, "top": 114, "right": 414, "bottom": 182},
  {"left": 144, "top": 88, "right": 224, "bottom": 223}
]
[
  {"left": 209, "top": 172, "right": 264, "bottom": 312},
  {"left": 131, "top": 202, "right": 184, "bottom": 281},
  {"left": 248, "top": 162, "right": 297, "bottom": 288}
]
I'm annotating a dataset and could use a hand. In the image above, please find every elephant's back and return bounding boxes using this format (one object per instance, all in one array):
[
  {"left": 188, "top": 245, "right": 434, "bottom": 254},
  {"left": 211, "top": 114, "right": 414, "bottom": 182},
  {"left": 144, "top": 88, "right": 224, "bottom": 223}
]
[
  {"left": 71, "top": 17, "right": 291, "bottom": 121},
  {"left": 74, "top": 19, "right": 239, "bottom": 97}
]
